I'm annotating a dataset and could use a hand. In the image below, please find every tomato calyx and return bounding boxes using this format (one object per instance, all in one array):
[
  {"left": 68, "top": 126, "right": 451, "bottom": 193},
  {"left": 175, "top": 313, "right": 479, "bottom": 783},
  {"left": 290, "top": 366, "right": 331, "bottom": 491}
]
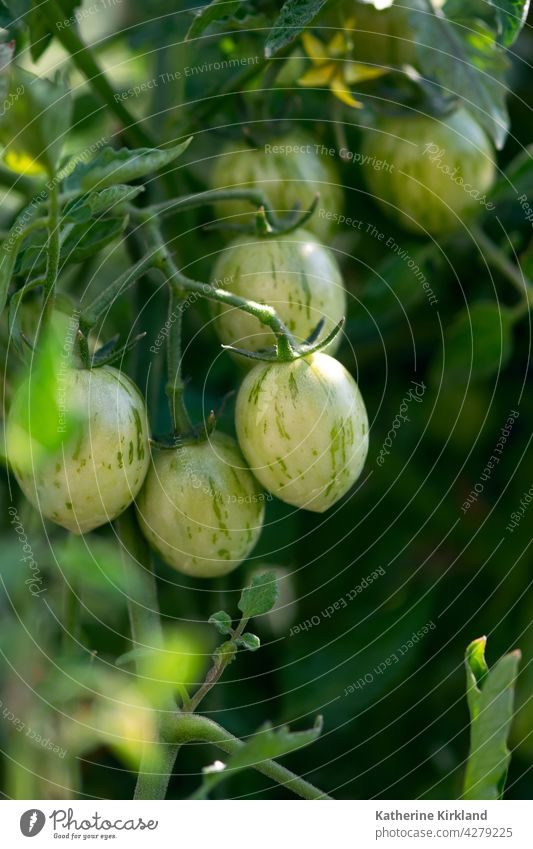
[
  {"left": 206, "top": 192, "right": 320, "bottom": 238},
  {"left": 223, "top": 316, "right": 345, "bottom": 364}
]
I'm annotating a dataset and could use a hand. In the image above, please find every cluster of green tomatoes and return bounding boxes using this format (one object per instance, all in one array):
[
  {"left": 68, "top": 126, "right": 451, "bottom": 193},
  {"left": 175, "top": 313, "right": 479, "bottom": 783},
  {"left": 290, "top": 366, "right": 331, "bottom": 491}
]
[{"left": 6, "top": 105, "right": 495, "bottom": 578}]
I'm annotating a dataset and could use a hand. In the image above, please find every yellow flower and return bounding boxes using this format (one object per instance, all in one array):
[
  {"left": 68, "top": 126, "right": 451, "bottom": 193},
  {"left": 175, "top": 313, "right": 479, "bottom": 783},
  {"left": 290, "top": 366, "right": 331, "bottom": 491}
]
[{"left": 298, "top": 22, "right": 386, "bottom": 108}]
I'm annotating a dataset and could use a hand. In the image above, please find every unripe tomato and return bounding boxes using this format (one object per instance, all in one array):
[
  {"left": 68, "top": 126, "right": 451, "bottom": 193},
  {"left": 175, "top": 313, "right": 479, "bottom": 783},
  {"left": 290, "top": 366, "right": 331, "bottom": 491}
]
[
  {"left": 209, "top": 131, "right": 343, "bottom": 240},
  {"left": 235, "top": 353, "right": 369, "bottom": 512},
  {"left": 7, "top": 366, "right": 150, "bottom": 534},
  {"left": 210, "top": 229, "right": 346, "bottom": 355},
  {"left": 361, "top": 108, "right": 495, "bottom": 233},
  {"left": 135, "top": 433, "right": 265, "bottom": 578}
]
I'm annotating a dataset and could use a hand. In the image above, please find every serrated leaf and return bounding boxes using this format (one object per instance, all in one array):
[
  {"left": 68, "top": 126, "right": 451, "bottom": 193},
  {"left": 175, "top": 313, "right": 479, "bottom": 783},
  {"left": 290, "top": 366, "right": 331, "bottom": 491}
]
[
  {"left": 194, "top": 715, "right": 324, "bottom": 798},
  {"left": 208, "top": 611, "right": 233, "bottom": 635},
  {"left": 430, "top": 302, "right": 514, "bottom": 384},
  {"left": 237, "top": 632, "right": 260, "bottom": 651},
  {"left": 408, "top": 1, "right": 509, "bottom": 148},
  {"left": 265, "top": 0, "right": 329, "bottom": 58},
  {"left": 187, "top": 0, "right": 241, "bottom": 40},
  {"left": 64, "top": 185, "right": 144, "bottom": 223},
  {"left": 66, "top": 138, "right": 192, "bottom": 191},
  {"left": 464, "top": 640, "right": 521, "bottom": 800},
  {"left": 238, "top": 571, "right": 279, "bottom": 618},
  {"left": 16, "top": 215, "right": 129, "bottom": 276}
]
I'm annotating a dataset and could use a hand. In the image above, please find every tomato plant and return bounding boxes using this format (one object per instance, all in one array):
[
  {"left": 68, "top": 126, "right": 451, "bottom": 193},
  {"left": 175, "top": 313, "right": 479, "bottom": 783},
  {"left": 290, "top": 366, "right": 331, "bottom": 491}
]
[
  {"left": 136, "top": 433, "right": 265, "bottom": 577},
  {"left": 0, "top": 0, "right": 529, "bottom": 811},
  {"left": 6, "top": 365, "right": 150, "bottom": 534},
  {"left": 209, "top": 130, "right": 343, "bottom": 240},
  {"left": 361, "top": 108, "right": 496, "bottom": 233},
  {"left": 235, "top": 353, "right": 369, "bottom": 512},
  {"left": 211, "top": 229, "right": 346, "bottom": 354}
]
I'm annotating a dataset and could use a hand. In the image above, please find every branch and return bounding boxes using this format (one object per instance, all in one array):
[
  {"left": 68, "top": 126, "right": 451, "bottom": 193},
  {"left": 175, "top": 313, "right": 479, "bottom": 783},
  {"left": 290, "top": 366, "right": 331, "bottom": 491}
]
[{"left": 161, "top": 713, "right": 332, "bottom": 801}]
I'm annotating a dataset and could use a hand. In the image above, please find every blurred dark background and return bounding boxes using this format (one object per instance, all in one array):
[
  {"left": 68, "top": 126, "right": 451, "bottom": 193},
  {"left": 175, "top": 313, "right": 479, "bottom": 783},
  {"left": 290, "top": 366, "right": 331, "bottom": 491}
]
[{"left": 0, "top": 0, "right": 531, "bottom": 800}]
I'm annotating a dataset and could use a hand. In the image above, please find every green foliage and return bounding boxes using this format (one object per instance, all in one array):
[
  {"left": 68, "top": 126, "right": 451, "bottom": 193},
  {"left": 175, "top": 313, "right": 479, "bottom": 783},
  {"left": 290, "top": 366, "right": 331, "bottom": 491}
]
[
  {"left": 209, "top": 610, "right": 233, "bottom": 635},
  {"left": 265, "top": 0, "right": 330, "bottom": 57},
  {"left": 408, "top": 0, "right": 509, "bottom": 148},
  {"left": 237, "top": 632, "right": 261, "bottom": 651},
  {"left": 238, "top": 571, "right": 279, "bottom": 618},
  {"left": 65, "top": 138, "right": 192, "bottom": 191},
  {"left": 186, "top": 0, "right": 242, "bottom": 40},
  {"left": 193, "top": 715, "right": 324, "bottom": 798},
  {"left": 464, "top": 637, "right": 521, "bottom": 800}
]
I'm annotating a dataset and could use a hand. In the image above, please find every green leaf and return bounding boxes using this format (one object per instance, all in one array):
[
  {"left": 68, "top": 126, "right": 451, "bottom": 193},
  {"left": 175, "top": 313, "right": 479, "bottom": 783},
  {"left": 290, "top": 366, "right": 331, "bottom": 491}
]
[
  {"left": 186, "top": 0, "right": 241, "bottom": 40},
  {"left": 194, "top": 715, "right": 324, "bottom": 798},
  {"left": 464, "top": 639, "right": 521, "bottom": 800},
  {"left": 66, "top": 138, "right": 192, "bottom": 191},
  {"left": 430, "top": 302, "right": 514, "bottom": 385},
  {"left": 408, "top": 1, "right": 509, "bottom": 148},
  {"left": 237, "top": 632, "right": 261, "bottom": 651},
  {"left": 16, "top": 214, "right": 129, "bottom": 277},
  {"left": 208, "top": 611, "right": 233, "bottom": 636},
  {"left": 488, "top": 0, "right": 530, "bottom": 47},
  {"left": 63, "top": 185, "right": 144, "bottom": 223},
  {"left": 265, "top": 0, "right": 329, "bottom": 58},
  {"left": 238, "top": 571, "right": 279, "bottom": 618}
]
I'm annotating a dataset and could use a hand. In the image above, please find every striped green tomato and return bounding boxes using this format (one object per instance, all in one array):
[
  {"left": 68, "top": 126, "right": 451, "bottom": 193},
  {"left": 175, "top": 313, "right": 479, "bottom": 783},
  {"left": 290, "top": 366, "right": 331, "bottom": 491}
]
[
  {"left": 7, "top": 366, "right": 150, "bottom": 534},
  {"left": 135, "top": 433, "right": 265, "bottom": 578},
  {"left": 235, "top": 353, "right": 369, "bottom": 513},
  {"left": 361, "top": 108, "right": 495, "bottom": 234},
  {"left": 211, "top": 229, "right": 346, "bottom": 355},
  {"left": 209, "top": 131, "right": 343, "bottom": 240}
]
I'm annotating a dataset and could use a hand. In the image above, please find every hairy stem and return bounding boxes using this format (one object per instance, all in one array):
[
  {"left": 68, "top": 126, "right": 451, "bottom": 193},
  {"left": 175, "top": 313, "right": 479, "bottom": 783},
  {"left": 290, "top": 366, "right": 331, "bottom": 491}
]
[
  {"left": 161, "top": 713, "right": 332, "bottom": 800},
  {"left": 165, "top": 282, "right": 192, "bottom": 434},
  {"left": 185, "top": 618, "right": 248, "bottom": 714}
]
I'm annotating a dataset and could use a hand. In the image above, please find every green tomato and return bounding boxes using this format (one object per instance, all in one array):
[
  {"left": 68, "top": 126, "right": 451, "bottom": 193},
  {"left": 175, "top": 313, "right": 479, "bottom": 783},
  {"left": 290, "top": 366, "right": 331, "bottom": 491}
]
[
  {"left": 235, "top": 353, "right": 369, "bottom": 513},
  {"left": 135, "top": 433, "right": 265, "bottom": 578},
  {"left": 7, "top": 366, "right": 150, "bottom": 534},
  {"left": 209, "top": 131, "right": 343, "bottom": 240},
  {"left": 211, "top": 228, "right": 346, "bottom": 355},
  {"left": 361, "top": 108, "right": 495, "bottom": 234}
]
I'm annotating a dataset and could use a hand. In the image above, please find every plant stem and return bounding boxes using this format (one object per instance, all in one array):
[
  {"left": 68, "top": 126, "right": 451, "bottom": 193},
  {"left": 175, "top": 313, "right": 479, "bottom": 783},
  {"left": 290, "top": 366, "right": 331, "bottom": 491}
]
[
  {"left": 41, "top": 182, "right": 60, "bottom": 335},
  {"left": 473, "top": 226, "right": 533, "bottom": 305},
  {"left": 165, "top": 283, "right": 192, "bottom": 434},
  {"left": 41, "top": 0, "right": 154, "bottom": 150},
  {"left": 161, "top": 713, "right": 332, "bottom": 800},
  {"left": 185, "top": 618, "right": 248, "bottom": 714},
  {"left": 115, "top": 509, "right": 180, "bottom": 801},
  {"left": 79, "top": 252, "right": 157, "bottom": 329}
]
